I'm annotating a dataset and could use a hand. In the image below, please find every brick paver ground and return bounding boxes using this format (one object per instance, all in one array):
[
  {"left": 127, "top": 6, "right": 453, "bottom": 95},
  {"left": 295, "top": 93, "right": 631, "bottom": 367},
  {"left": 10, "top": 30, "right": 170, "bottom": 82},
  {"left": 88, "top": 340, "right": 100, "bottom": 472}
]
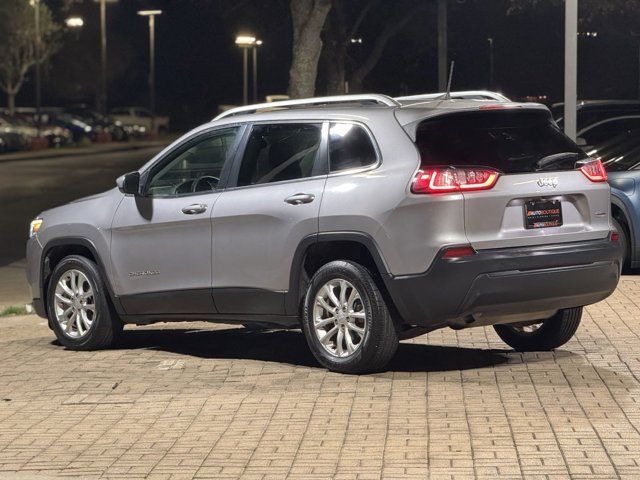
[{"left": 1, "top": 278, "right": 640, "bottom": 479}]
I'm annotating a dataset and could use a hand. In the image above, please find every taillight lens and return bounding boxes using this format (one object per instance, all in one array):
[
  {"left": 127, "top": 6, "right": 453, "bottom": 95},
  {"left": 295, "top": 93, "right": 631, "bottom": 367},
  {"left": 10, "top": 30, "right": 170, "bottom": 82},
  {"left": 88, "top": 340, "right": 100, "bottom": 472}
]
[
  {"left": 412, "top": 167, "right": 500, "bottom": 194},
  {"left": 579, "top": 158, "right": 607, "bottom": 182}
]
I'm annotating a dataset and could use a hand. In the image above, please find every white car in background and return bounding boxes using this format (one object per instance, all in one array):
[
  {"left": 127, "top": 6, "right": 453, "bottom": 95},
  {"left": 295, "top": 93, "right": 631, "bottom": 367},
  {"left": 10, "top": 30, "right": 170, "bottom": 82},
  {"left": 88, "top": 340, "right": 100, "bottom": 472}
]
[{"left": 109, "top": 107, "right": 169, "bottom": 136}]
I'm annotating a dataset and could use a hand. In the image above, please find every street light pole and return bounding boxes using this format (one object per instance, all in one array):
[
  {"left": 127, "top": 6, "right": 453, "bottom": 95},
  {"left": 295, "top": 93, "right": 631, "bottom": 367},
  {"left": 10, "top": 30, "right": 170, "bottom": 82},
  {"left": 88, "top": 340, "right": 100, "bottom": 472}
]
[
  {"left": 100, "top": 0, "right": 107, "bottom": 114},
  {"left": 243, "top": 47, "right": 248, "bottom": 105},
  {"left": 488, "top": 37, "right": 494, "bottom": 90},
  {"left": 252, "top": 40, "right": 262, "bottom": 103},
  {"left": 252, "top": 46, "right": 257, "bottom": 103},
  {"left": 564, "top": 0, "right": 578, "bottom": 140},
  {"left": 236, "top": 36, "right": 259, "bottom": 105},
  {"left": 437, "top": 0, "right": 448, "bottom": 92},
  {"left": 34, "top": 0, "right": 41, "bottom": 131},
  {"left": 138, "top": 10, "right": 162, "bottom": 135}
]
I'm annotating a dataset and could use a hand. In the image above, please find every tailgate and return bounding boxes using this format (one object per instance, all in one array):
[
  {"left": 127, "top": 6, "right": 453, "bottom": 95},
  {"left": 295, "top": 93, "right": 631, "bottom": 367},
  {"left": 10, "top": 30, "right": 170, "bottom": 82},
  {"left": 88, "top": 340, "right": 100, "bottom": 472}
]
[{"left": 463, "top": 171, "right": 611, "bottom": 250}]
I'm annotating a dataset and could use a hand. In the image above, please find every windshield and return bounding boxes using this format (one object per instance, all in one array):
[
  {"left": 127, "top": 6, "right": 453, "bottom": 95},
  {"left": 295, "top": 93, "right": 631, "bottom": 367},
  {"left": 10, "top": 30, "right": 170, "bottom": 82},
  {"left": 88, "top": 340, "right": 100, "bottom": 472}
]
[{"left": 415, "top": 110, "right": 587, "bottom": 174}]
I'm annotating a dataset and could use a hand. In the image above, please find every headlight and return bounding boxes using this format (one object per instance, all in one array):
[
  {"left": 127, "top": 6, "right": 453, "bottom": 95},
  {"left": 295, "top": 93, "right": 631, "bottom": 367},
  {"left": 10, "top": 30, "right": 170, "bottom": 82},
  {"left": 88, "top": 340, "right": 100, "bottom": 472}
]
[{"left": 29, "top": 218, "right": 43, "bottom": 238}]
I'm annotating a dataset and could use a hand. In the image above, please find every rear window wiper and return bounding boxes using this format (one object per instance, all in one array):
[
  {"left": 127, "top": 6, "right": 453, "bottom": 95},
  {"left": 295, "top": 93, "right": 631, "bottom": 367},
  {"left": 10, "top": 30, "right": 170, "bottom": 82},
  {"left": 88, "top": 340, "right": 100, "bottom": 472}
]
[{"left": 535, "top": 152, "right": 582, "bottom": 171}]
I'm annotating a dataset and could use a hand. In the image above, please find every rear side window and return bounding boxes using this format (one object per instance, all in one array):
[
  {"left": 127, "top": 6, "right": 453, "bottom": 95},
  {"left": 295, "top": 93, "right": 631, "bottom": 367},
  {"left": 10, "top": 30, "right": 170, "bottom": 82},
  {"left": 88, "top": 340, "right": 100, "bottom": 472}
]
[
  {"left": 415, "top": 110, "right": 587, "bottom": 174},
  {"left": 237, "top": 123, "right": 321, "bottom": 186},
  {"left": 329, "top": 123, "right": 377, "bottom": 172}
]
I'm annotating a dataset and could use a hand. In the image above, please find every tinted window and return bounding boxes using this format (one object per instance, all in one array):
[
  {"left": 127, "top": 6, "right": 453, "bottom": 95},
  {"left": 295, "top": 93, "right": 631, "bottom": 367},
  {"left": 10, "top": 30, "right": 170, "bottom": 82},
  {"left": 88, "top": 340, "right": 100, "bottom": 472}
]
[
  {"left": 598, "top": 130, "right": 640, "bottom": 171},
  {"left": 580, "top": 118, "right": 640, "bottom": 146},
  {"left": 329, "top": 123, "right": 377, "bottom": 172},
  {"left": 147, "top": 127, "right": 241, "bottom": 196},
  {"left": 415, "top": 110, "right": 586, "bottom": 174},
  {"left": 237, "top": 123, "right": 321, "bottom": 186}
]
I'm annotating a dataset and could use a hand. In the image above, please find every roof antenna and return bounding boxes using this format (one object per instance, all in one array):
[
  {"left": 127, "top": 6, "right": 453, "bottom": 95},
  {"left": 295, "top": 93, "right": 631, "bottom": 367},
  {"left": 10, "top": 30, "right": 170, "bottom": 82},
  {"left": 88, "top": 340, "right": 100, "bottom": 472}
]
[{"left": 444, "top": 61, "right": 455, "bottom": 100}]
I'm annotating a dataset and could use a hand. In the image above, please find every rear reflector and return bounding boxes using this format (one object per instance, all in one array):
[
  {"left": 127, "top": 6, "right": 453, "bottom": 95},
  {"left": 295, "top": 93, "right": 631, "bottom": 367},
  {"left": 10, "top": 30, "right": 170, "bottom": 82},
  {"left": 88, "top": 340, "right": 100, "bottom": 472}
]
[
  {"left": 412, "top": 167, "right": 500, "bottom": 194},
  {"left": 579, "top": 158, "right": 607, "bottom": 182},
  {"left": 442, "top": 246, "right": 476, "bottom": 259},
  {"left": 610, "top": 231, "right": 620, "bottom": 242}
]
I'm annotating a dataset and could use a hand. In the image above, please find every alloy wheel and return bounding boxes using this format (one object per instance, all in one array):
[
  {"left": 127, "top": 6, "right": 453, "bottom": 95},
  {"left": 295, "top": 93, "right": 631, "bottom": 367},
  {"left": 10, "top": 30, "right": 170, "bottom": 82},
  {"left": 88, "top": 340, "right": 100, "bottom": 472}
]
[
  {"left": 53, "top": 269, "right": 96, "bottom": 339},
  {"left": 313, "top": 279, "right": 367, "bottom": 358}
]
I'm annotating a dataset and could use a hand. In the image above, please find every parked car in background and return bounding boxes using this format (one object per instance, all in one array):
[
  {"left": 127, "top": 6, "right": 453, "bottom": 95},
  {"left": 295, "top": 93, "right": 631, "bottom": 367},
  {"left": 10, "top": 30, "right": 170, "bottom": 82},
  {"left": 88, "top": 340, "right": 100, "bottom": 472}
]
[
  {"left": 40, "top": 110, "right": 96, "bottom": 144},
  {"left": 553, "top": 100, "right": 640, "bottom": 130},
  {"left": 66, "top": 107, "right": 128, "bottom": 142},
  {"left": 594, "top": 129, "right": 640, "bottom": 269},
  {"left": 0, "top": 128, "right": 28, "bottom": 152},
  {"left": 110, "top": 107, "right": 169, "bottom": 136},
  {"left": 576, "top": 116, "right": 640, "bottom": 151},
  {"left": 6, "top": 108, "right": 73, "bottom": 148},
  {"left": 0, "top": 113, "right": 39, "bottom": 141}
]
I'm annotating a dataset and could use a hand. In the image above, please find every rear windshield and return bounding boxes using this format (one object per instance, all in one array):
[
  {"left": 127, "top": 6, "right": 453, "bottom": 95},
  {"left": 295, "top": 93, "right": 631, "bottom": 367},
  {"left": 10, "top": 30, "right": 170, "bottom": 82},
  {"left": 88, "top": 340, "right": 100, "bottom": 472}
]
[{"left": 415, "top": 110, "right": 587, "bottom": 173}]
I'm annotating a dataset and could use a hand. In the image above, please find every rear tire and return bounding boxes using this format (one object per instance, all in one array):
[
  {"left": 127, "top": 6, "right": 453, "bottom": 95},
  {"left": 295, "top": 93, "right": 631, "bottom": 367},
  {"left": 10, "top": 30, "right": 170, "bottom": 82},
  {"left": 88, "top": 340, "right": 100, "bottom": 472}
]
[
  {"left": 612, "top": 217, "right": 630, "bottom": 270},
  {"left": 301, "top": 260, "right": 398, "bottom": 374},
  {"left": 47, "top": 255, "right": 122, "bottom": 350},
  {"left": 494, "top": 307, "right": 582, "bottom": 351}
]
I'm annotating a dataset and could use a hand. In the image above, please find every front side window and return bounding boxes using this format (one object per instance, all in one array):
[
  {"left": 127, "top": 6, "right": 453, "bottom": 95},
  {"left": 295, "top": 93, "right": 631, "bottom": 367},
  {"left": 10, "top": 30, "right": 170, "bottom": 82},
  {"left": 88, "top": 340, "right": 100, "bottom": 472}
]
[
  {"left": 147, "top": 127, "right": 241, "bottom": 196},
  {"left": 237, "top": 123, "right": 322, "bottom": 186},
  {"left": 329, "top": 123, "right": 377, "bottom": 172}
]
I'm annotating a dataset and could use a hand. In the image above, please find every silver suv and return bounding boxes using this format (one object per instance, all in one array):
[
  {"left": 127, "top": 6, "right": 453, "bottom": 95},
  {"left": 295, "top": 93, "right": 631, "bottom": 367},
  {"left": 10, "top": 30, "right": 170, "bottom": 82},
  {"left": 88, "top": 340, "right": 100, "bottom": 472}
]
[{"left": 26, "top": 94, "right": 622, "bottom": 374}]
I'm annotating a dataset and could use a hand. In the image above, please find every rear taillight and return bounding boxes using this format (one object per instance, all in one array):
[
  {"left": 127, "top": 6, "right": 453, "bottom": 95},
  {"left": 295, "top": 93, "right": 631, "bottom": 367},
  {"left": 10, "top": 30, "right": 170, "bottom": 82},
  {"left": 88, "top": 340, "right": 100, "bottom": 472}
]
[
  {"left": 578, "top": 158, "right": 607, "bottom": 182},
  {"left": 610, "top": 231, "right": 620, "bottom": 242},
  {"left": 411, "top": 167, "right": 500, "bottom": 194}
]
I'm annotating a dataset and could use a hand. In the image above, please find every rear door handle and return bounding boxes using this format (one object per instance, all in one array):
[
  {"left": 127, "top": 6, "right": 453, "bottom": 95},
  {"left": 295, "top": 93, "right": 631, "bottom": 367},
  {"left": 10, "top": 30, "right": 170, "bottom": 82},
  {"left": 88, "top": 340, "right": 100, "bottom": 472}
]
[
  {"left": 181, "top": 203, "right": 208, "bottom": 215},
  {"left": 284, "top": 193, "right": 315, "bottom": 205}
]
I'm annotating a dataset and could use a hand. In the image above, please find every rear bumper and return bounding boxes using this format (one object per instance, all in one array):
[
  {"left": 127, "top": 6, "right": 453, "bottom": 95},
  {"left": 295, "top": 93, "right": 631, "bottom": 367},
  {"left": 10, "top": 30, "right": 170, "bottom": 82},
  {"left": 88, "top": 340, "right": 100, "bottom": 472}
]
[{"left": 384, "top": 238, "right": 622, "bottom": 329}]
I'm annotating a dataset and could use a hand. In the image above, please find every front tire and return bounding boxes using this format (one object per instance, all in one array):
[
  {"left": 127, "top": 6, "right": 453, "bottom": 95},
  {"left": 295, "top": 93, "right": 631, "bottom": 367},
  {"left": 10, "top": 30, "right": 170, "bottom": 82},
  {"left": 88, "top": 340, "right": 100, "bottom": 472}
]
[
  {"left": 301, "top": 260, "right": 398, "bottom": 374},
  {"left": 494, "top": 307, "right": 582, "bottom": 351},
  {"left": 47, "top": 255, "right": 122, "bottom": 350}
]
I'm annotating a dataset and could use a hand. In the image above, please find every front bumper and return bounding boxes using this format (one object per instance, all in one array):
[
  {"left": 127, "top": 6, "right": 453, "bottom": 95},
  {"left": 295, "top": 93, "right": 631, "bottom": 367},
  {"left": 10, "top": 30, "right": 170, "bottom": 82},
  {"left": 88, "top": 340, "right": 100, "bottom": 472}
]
[
  {"left": 26, "top": 236, "right": 46, "bottom": 318},
  {"left": 384, "top": 238, "right": 622, "bottom": 329}
]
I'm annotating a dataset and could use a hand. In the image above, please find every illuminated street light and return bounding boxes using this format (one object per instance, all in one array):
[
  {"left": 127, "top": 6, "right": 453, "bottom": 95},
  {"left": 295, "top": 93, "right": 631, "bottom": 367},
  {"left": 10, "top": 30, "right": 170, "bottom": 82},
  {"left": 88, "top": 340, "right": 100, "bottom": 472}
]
[
  {"left": 65, "top": 16, "right": 84, "bottom": 28},
  {"left": 138, "top": 9, "right": 163, "bottom": 135}
]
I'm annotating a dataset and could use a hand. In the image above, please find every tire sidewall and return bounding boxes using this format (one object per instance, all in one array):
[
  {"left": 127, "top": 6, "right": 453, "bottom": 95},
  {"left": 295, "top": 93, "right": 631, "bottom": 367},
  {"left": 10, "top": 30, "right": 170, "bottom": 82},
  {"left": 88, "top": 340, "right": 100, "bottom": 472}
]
[
  {"left": 302, "top": 261, "right": 384, "bottom": 372},
  {"left": 612, "top": 217, "right": 629, "bottom": 270},
  {"left": 47, "top": 255, "right": 111, "bottom": 350}
]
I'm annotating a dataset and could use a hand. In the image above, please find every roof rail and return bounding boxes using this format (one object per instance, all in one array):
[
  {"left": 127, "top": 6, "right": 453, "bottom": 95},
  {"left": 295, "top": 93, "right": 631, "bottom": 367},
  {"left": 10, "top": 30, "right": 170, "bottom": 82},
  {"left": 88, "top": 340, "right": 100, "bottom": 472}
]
[
  {"left": 395, "top": 90, "right": 510, "bottom": 103},
  {"left": 213, "top": 94, "right": 401, "bottom": 121}
]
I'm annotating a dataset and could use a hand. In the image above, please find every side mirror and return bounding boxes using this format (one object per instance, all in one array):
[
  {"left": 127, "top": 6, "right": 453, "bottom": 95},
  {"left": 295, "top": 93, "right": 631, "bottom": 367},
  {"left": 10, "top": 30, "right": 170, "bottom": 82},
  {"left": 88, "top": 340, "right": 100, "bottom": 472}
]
[
  {"left": 576, "top": 137, "right": 587, "bottom": 147},
  {"left": 116, "top": 171, "right": 141, "bottom": 195}
]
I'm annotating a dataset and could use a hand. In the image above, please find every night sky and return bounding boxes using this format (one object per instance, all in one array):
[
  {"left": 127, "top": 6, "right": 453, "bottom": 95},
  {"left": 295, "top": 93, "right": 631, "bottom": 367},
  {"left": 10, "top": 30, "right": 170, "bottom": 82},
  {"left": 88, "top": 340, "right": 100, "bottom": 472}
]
[{"left": 8, "top": 0, "right": 640, "bottom": 130}]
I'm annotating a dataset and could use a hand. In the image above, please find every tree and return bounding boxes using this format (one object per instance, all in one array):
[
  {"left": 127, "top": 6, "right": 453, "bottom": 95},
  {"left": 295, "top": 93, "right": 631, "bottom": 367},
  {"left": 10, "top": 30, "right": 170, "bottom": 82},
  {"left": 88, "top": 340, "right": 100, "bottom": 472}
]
[
  {"left": 288, "top": 0, "right": 332, "bottom": 98},
  {"left": 0, "top": 0, "right": 61, "bottom": 114},
  {"left": 321, "top": 0, "right": 427, "bottom": 95}
]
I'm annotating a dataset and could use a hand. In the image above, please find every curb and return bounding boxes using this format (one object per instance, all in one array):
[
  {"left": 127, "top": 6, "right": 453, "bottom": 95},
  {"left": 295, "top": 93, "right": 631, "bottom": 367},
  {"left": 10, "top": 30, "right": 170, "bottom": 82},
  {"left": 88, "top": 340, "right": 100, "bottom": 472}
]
[{"left": 0, "top": 142, "right": 165, "bottom": 164}]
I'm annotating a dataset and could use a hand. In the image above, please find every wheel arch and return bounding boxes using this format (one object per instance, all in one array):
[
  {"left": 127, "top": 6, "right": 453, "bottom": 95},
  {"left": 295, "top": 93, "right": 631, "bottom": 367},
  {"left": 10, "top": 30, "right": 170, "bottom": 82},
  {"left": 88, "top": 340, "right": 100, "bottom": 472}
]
[
  {"left": 285, "top": 232, "right": 395, "bottom": 318},
  {"left": 40, "top": 237, "right": 124, "bottom": 316}
]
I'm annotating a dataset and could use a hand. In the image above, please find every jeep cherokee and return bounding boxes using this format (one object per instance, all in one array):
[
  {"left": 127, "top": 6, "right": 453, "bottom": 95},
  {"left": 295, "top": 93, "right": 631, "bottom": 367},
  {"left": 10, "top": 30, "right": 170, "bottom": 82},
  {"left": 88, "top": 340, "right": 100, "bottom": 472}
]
[{"left": 26, "top": 94, "right": 622, "bottom": 374}]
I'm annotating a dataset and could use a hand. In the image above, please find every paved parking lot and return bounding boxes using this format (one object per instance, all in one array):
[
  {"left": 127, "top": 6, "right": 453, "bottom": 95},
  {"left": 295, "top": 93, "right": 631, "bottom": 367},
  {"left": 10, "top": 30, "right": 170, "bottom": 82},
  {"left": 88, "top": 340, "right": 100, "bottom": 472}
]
[{"left": 1, "top": 278, "right": 640, "bottom": 479}]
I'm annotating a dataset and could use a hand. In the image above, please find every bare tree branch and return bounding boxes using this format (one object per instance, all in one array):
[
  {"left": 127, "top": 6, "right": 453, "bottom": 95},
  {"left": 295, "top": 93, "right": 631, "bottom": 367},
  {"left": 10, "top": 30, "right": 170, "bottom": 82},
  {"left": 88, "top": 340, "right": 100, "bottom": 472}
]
[
  {"left": 349, "top": 4, "right": 425, "bottom": 91},
  {"left": 347, "top": 0, "right": 377, "bottom": 41}
]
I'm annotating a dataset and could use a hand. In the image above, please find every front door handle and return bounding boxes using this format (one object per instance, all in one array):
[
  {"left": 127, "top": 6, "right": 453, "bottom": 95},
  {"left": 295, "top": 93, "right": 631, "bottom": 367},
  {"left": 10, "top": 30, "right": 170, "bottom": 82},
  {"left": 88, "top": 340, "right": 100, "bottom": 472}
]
[
  {"left": 181, "top": 203, "right": 208, "bottom": 215},
  {"left": 284, "top": 193, "right": 315, "bottom": 205}
]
